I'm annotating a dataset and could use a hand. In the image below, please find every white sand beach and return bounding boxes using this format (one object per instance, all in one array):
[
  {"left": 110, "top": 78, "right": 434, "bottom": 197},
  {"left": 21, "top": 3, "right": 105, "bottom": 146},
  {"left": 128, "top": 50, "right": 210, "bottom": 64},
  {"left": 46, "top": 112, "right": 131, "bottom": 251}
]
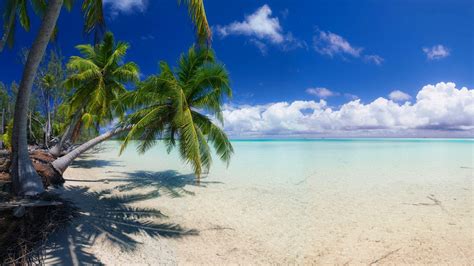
[{"left": 45, "top": 140, "right": 473, "bottom": 264}]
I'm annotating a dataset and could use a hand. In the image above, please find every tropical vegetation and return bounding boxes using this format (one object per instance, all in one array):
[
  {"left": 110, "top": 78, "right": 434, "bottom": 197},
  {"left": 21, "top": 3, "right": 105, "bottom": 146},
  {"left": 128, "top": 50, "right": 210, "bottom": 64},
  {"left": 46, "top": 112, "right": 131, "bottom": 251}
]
[
  {"left": 120, "top": 47, "right": 233, "bottom": 180},
  {"left": 1, "top": 0, "right": 213, "bottom": 197}
]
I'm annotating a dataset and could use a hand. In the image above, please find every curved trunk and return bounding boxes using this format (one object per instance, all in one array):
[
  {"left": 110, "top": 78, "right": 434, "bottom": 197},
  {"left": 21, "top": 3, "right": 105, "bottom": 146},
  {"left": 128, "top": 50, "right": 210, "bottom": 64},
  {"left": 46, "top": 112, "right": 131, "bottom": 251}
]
[
  {"left": 10, "top": 0, "right": 63, "bottom": 197},
  {"left": 50, "top": 108, "right": 82, "bottom": 157},
  {"left": 52, "top": 126, "right": 131, "bottom": 174},
  {"left": 70, "top": 118, "right": 83, "bottom": 143}
]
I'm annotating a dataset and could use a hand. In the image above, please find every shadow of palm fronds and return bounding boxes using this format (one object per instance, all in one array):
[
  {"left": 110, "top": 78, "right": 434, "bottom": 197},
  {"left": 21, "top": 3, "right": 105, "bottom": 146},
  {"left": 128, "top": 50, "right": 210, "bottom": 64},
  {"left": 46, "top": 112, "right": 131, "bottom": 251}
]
[
  {"left": 70, "top": 159, "right": 124, "bottom": 169},
  {"left": 45, "top": 186, "right": 197, "bottom": 264},
  {"left": 110, "top": 170, "right": 223, "bottom": 198}
]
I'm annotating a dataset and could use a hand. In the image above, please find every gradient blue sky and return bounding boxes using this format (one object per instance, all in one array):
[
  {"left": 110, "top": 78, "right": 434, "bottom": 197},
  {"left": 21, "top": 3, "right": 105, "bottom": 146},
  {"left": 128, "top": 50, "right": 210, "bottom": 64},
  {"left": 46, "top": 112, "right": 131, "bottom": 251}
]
[{"left": 1, "top": 0, "right": 473, "bottom": 137}]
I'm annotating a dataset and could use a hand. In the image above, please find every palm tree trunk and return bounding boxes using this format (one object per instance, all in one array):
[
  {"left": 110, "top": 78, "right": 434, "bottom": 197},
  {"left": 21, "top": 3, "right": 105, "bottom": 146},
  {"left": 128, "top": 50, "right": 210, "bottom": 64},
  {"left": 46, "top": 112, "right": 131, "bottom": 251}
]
[
  {"left": 70, "top": 118, "right": 83, "bottom": 143},
  {"left": 46, "top": 97, "right": 52, "bottom": 147},
  {"left": 10, "top": 0, "right": 63, "bottom": 197},
  {"left": 47, "top": 110, "right": 51, "bottom": 145},
  {"left": 52, "top": 126, "right": 131, "bottom": 174},
  {"left": 0, "top": 3, "right": 16, "bottom": 52},
  {"left": 28, "top": 111, "right": 32, "bottom": 142},
  {"left": 49, "top": 108, "right": 82, "bottom": 157},
  {"left": 0, "top": 108, "right": 4, "bottom": 149}
]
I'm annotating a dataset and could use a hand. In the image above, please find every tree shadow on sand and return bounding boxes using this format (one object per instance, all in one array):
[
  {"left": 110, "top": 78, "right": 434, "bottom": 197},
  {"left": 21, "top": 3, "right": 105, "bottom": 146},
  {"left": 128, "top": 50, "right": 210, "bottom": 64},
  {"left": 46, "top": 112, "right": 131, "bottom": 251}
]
[
  {"left": 69, "top": 158, "right": 125, "bottom": 169},
  {"left": 109, "top": 170, "right": 223, "bottom": 198},
  {"left": 44, "top": 186, "right": 197, "bottom": 264}
]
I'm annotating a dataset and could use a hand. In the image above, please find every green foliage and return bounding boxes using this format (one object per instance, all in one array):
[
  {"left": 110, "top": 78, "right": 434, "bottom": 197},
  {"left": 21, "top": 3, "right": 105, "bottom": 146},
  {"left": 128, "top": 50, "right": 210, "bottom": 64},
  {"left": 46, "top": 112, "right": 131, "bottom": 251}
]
[
  {"left": 2, "top": 119, "right": 13, "bottom": 149},
  {"left": 1, "top": 0, "right": 103, "bottom": 51},
  {"left": 0, "top": 82, "right": 9, "bottom": 109},
  {"left": 64, "top": 32, "right": 139, "bottom": 129},
  {"left": 2, "top": 0, "right": 212, "bottom": 52},
  {"left": 81, "top": 0, "right": 106, "bottom": 42},
  {"left": 121, "top": 46, "right": 233, "bottom": 179},
  {"left": 178, "top": 0, "right": 212, "bottom": 45}
]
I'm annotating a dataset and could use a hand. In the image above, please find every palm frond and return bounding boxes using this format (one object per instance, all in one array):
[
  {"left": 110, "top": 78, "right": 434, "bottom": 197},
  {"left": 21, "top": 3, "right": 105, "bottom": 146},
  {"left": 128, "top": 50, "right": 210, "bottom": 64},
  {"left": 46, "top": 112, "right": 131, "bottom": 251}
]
[
  {"left": 177, "top": 105, "right": 202, "bottom": 177},
  {"left": 17, "top": 0, "right": 30, "bottom": 31},
  {"left": 75, "top": 44, "right": 96, "bottom": 59},
  {"left": 191, "top": 111, "right": 233, "bottom": 165},
  {"left": 81, "top": 0, "right": 106, "bottom": 43},
  {"left": 122, "top": 46, "right": 233, "bottom": 179},
  {"left": 112, "top": 62, "right": 140, "bottom": 83},
  {"left": 178, "top": 0, "right": 212, "bottom": 45}
]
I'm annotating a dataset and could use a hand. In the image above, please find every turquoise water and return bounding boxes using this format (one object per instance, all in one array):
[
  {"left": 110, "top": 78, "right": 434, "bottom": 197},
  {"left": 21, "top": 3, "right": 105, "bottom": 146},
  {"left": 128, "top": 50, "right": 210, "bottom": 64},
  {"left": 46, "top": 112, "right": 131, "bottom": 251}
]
[{"left": 99, "top": 139, "right": 473, "bottom": 186}]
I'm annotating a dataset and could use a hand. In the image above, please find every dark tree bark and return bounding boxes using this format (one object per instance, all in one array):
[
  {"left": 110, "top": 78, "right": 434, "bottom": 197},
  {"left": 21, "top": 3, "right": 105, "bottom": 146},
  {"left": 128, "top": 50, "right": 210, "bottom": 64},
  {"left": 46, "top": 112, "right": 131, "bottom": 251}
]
[{"left": 10, "top": 0, "right": 64, "bottom": 197}]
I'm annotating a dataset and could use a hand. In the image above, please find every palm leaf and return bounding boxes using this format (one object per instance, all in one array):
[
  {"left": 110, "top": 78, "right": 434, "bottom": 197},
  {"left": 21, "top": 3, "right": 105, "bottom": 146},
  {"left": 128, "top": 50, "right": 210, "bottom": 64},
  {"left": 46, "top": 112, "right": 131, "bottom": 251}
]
[{"left": 178, "top": 0, "right": 212, "bottom": 45}]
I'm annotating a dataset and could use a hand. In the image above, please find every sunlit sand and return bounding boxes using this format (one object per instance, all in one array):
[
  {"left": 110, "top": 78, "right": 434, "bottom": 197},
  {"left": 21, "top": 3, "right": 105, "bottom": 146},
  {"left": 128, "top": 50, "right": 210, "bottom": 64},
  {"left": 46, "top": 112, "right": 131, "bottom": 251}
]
[{"left": 46, "top": 140, "right": 473, "bottom": 264}]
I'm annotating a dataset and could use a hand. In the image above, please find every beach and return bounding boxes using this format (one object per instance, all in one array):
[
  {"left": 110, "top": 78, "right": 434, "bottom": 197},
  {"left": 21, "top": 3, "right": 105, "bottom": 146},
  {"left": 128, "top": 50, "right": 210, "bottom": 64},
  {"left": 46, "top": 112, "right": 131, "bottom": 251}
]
[{"left": 45, "top": 139, "right": 473, "bottom": 264}]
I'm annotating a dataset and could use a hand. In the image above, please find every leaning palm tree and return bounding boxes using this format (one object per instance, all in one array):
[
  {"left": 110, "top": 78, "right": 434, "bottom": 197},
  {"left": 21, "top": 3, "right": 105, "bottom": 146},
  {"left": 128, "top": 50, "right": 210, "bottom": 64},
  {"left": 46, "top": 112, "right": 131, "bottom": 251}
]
[
  {"left": 9, "top": 0, "right": 64, "bottom": 196},
  {"left": 120, "top": 47, "right": 234, "bottom": 180},
  {"left": 52, "top": 47, "right": 234, "bottom": 180},
  {"left": 49, "top": 31, "right": 138, "bottom": 156},
  {"left": 6, "top": 0, "right": 211, "bottom": 196}
]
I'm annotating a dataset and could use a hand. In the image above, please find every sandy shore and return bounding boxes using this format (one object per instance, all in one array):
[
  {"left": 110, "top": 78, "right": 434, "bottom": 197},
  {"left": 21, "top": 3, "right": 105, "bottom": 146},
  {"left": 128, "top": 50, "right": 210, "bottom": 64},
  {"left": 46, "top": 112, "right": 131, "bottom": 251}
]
[{"left": 45, "top": 151, "right": 473, "bottom": 264}]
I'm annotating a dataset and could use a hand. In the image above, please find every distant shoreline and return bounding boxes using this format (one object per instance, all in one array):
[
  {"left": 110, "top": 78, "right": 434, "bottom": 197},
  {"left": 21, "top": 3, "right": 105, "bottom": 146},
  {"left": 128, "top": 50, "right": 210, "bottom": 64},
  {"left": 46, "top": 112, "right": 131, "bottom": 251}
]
[{"left": 228, "top": 138, "right": 474, "bottom": 142}]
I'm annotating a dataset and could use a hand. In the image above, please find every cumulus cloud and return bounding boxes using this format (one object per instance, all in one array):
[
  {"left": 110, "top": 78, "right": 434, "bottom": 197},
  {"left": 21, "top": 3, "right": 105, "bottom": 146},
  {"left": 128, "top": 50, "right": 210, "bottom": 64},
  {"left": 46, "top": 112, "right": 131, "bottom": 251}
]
[
  {"left": 388, "top": 90, "right": 411, "bottom": 102},
  {"left": 306, "top": 87, "right": 338, "bottom": 98},
  {"left": 423, "top": 45, "right": 450, "bottom": 60},
  {"left": 215, "top": 5, "right": 304, "bottom": 54},
  {"left": 313, "top": 29, "right": 383, "bottom": 65},
  {"left": 103, "top": 0, "right": 147, "bottom": 16},
  {"left": 223, "top": 82, "right": 474, "bottom": 137}
]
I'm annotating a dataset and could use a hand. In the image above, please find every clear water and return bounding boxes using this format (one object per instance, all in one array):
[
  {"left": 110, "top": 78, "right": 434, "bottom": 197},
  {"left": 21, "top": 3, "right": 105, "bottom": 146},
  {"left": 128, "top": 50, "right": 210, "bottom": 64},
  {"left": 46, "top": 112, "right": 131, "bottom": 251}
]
[{"left": 98, "top": 139, "right": 474, "bottom": 187}]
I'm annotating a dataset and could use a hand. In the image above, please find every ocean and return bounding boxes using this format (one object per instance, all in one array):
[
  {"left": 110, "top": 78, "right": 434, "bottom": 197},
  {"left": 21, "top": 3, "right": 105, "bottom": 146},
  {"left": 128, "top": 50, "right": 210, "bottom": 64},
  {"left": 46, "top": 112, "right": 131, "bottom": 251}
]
[{"left": 99, "top": 139, "right": 473, "bottom": 186}]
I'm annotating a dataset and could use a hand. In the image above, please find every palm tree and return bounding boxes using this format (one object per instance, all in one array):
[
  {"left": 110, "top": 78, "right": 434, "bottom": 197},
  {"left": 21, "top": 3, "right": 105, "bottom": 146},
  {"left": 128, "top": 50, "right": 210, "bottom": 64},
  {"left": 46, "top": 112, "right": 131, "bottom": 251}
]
[
  {"left": 49, "top": 32, "right": 139, "bottom": 156},
  {"left": 10, "top": 0, "right": 63, "bottom": 197},
  {"left": 52, "top": 47, "right": 234, "bottom": 180},
  {"left": 120, "top": 47, "right": 234, "bottom": 180},
  {"left": 40, "top": 74, "right": 55, "bottom": 147},
  {"left": 5, "top": 0, "right": 212, "bottom": 196}
]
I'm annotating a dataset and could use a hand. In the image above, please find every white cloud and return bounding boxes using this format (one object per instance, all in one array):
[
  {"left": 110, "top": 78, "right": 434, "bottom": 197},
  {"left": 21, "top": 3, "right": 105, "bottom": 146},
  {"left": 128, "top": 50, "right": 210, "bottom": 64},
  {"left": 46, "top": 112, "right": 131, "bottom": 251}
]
[
  {"left": 306, "top": 87, "right": 338, "bottom": 98},
  {"left": 423, "top": 45, "right": 450, "bottom": 60},
  {"left": 103, "top": 0, "right": 147, "bottom": 16},
  {"left": 388, "top": 90, "right": 411, "bottom": 102},
  {"left": 216, "top": 5, "right": 283, "bottom": 43},
  {"left": 223, "top": 82, "right": 474, "bottom": 137},
  {"left": 364, "top": 54, "right": 384, "bottom": 65},
  {"left": 313, "top": 29, "right": 362, "bottom": 57},
  {"left": 313, "top": 29, "right": 383, "bottom": 65},
  {"left": 215, "top": 5, "right": 304, "bottom": 54}
]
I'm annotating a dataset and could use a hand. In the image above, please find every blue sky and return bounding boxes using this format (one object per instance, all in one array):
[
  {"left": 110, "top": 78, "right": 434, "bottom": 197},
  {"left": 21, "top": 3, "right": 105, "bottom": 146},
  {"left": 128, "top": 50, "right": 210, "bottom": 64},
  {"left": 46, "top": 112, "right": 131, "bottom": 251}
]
[{"left": 1, "top": 0, "right": 473, "bottom": 137}]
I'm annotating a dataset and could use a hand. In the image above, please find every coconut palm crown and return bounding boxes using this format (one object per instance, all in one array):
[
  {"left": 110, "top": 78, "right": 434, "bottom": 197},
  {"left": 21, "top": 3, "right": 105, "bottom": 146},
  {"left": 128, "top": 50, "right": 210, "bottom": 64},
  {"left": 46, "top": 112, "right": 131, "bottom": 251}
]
[
  {"left": 121, "top": 46, "right": 233, "bottom": 179},
  {"left": 64, "top": 31, "right": 139, "bottom": 129}
]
